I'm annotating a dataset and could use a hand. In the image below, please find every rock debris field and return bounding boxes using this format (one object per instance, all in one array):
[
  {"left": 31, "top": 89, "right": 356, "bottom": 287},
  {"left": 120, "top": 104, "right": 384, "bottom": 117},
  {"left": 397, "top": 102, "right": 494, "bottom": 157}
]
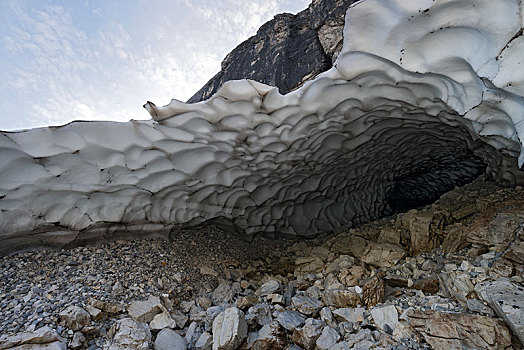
[{"left": 1, "top": 177, "right": 523, "bottom": 349}]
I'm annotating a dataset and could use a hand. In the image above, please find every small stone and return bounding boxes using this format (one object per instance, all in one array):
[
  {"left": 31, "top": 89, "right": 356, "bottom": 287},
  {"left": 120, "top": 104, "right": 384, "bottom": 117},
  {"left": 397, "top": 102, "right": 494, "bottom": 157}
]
[
  {"left": 90, "top": 298, "right": 122, "bottom": 314},
  {"left": 267, "top": 293, "right": 285, "bottom": 305},
  {"left": 321, "top": 288, "right": 360, "bottom": 308},
  {"left": 195, "top": 332, "right": 212, "bottom": 350},
  {"left": 200, "top": 265, "right": 219, "bottom": 277},
  {"left": 212, "top": 283, "right": 235, "bottom": 305},
  {"left": 246, "top": 303, "right": 272, "bottom": 326},
  {"left": 276, "top": 311, "right": 306, "bottom": 331},
  {"left": 128, "top": 296, "right": 162, "bottom": 323},
  {"left": 332, "top": 307, "right": 364, "bottom": 323},
  {"left": 206, "top": 306, "right": 224, "bottom": 326},
  {"left": 292, "top": 318, "right": 324, "bottom": 350},
  {"left": 237, "top": 295, "right": 258, "bottom": 309},
  {"left": 185, "top": 322, "right": 201, "bottom": 348},
  {"left": 466, "top": 299, "right": 495, "bottom": 316},
  {"left": 251, "top": 321, "right": 286, "bottom": 350},
  {"left": 329, "top": 342, "right": 350, "bottom": 350},
  {"left": 86, "top": 304, "right": 104, "bottom": 321},
  {"left": 315, "top": 326, "right": 340, "bottom": 350},
  {"left": 69, "top": 332, "right": 85, "bottom": 349},
  {"left": 370, "top": 305, "right": 398, "bottom": 333},
  {"left": 320, "top": 307, "right": 337, "bottom": 328},
  {"left": 150, "top": 312, "right": 176, "bottom": 331},
  {"left": 291, "top": 295, "right": 323, "bottom": 316},
  {"left": 197, "top": 296, "right": 212, "bottom": 309},
  {"left": 180, "top": 301, "right": 195, "bottom": 314},
  {"left": 172, "top": 312, "right": 189, "bottom": 329},
  {"left": 255, "top": 280, "right": 280, "bottom": 296},
  {"left": 212, "top": 307, "right": 248, "bottom": 350},
  {"left": 59, "top": 306, "right": 91, "bottom": 331},
  {"left": 154, "top": 328, "right": 187, "bottom": 350}
]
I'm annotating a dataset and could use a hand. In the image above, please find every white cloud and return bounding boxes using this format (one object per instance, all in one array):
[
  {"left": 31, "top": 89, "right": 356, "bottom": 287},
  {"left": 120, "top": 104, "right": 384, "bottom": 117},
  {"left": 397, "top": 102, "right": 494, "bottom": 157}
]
[{"left": 0, "top": 0, "right": 310, "bottom": 131}]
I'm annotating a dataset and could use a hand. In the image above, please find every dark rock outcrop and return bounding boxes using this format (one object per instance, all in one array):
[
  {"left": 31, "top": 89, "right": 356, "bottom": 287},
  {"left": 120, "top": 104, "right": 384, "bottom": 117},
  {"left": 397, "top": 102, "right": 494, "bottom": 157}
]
[{"left": 187, "top": 0, "right": 356, "bottom": 103}]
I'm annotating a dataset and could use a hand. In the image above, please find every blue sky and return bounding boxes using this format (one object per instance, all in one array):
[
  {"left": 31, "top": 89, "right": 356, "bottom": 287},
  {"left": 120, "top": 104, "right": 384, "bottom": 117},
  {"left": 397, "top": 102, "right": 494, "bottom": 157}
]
[{"left": 0, "top": 0, "right": 310, "bottom": 131}]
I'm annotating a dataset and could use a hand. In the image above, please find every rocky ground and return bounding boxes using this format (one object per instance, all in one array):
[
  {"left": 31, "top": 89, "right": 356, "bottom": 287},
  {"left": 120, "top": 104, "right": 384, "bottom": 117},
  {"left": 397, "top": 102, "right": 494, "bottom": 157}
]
[{"left": 1, "top": 176, "right": 523, "bottom": 349}]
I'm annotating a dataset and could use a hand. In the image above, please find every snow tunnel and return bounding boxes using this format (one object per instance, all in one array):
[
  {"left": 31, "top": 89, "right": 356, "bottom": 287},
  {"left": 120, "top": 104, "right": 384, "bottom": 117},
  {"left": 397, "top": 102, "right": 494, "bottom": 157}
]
[{"left": 0, "top": 0, "right": 524, "bottom": 254}]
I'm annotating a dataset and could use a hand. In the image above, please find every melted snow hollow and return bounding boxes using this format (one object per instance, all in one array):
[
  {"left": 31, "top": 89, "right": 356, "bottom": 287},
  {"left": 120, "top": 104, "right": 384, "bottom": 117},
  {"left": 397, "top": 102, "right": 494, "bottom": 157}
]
[{"left": 1, "top": 0, "right": 524, "bottom": 254}]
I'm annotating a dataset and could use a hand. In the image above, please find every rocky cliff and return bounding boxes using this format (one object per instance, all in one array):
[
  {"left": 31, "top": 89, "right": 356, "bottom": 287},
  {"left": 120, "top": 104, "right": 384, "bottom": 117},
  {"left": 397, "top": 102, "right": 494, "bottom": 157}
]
[{"left": 188, "top": 0, "right": 355, "bottom": 103}]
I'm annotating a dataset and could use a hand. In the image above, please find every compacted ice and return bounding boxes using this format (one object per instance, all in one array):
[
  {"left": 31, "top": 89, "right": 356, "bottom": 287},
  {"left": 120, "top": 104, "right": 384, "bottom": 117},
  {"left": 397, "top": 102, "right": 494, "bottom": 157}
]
[{"left": 1, "top": 0, "right": 524, "bottom": 254}]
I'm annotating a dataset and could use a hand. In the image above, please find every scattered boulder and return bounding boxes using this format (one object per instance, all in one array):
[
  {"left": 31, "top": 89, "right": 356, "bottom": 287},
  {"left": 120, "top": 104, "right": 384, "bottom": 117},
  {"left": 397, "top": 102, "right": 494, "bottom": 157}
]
[
  {"left": 69, "top": 331, "right": 85, "bottom": 349},
  {"left": 255, "top": 280, "right": 280, "bottom": 296},
  {"left": 154, "top": 328, "right": 187, "bottom": 350},
  {"left": 316, "top": 326, "right": 340, "bottom": 350},
  {"left": 246, "top": 303, "right": 272, "bottom": 326},
  {"left": 58, "top": 305, "right": 91, "bottom": 331},
  {"left": 291, "top": 295, "right": 323, "bottom": 316},
  {"left": 104, "top": 318, "right": 151, "bottom": 350},
  {"left": 251, "top": 321, "right": 286, "bottom": 350},
  {"left": 475, "top": 278, "right": 524, "bottom": 344},
  {"left": 361, "top": 273, "right": 384, "bottom": 308},
  {"left": 361, "top": 242, "right": 405, "bottom": 268},
  {"left": 407, "top": 310, "right": 512, "bottom": 350},
  {"left": 150, "top": 312, "right": 177, "bottom": 331},
  {"left": 370, "top": 305, "right": 398, "bottom": 333},
  {"left": 333, "top": 307, "right": 364, "bottom": 323},
  {"left": 0, "top": 326, "right": 66, "bottom": 350},
  {"left": 321, "top": 287, "right": 361, "bottom": 308},
  {"left": 90, "top": 298, "right": 122, "bottom": 314},
  {"left": 212, "top": 307, "right": 248, "bottom": 350},
  {"left": 195, "top": 332, "right": 212, "bottom": 350},
  {"left": 292, "top": 318, "right": 324, "bottom": 350},
  {"left": 127, "top": 296, "right": 162, "bottom": 323},
  {"left": 276, "top": 311, "right": 306, "bottom": 331}
]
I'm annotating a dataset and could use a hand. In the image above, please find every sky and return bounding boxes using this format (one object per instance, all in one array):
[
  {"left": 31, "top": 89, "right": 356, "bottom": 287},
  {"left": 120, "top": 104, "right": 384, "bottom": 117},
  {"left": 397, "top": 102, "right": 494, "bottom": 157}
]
[{"left": 0, "top": 0, "right": 310, "bottom": 131}]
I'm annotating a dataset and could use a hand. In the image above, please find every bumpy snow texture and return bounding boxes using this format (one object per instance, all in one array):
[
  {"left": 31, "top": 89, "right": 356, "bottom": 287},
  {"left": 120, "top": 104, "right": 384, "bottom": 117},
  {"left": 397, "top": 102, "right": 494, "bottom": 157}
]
[{"left": 1, "top": 0, "right": 524, "bottom": 254}]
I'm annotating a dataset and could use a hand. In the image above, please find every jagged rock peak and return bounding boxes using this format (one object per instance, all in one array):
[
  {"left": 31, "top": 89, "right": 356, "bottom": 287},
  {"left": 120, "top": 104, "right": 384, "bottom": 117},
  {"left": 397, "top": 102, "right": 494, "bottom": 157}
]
[{"left": 187, "top": 0, "right": 356, "bottom": 103}]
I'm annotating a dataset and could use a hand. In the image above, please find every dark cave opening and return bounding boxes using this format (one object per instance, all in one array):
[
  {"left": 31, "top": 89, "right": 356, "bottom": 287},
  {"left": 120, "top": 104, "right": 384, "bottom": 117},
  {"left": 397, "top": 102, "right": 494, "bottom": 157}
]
[{"left": 386, "top": 149, "right": 486, "bottom": 213}]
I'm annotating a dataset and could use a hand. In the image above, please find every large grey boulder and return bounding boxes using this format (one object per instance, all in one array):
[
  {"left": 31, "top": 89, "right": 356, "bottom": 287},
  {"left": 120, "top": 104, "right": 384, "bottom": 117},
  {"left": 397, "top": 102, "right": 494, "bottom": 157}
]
[{"left": 154, "top": 328, "right": 187, "bottom": 350}]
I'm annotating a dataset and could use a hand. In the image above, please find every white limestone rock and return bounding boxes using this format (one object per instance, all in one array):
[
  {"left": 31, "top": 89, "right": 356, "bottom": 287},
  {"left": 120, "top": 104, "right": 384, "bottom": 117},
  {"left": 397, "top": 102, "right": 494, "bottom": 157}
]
[
  {"left": 127, "top": 296, "right": 162, "bottom": 323},
  {"left": 212, "top": 307, "right": 247, "bottom": 350},
  {"left": 370, "top": 305, "right": 399, "bottom": 333},
  {"left": 475, "top": 278, "right": 524, "bottom": 344},
  {"left": 150, "top": 312, "right": 176, "bottom": 331},
  {"left": 104, "top": 318, "right": 151, "bottom": 350},
  {"left": 0, "top": 327, "right": 66, "bottom": 349}
]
